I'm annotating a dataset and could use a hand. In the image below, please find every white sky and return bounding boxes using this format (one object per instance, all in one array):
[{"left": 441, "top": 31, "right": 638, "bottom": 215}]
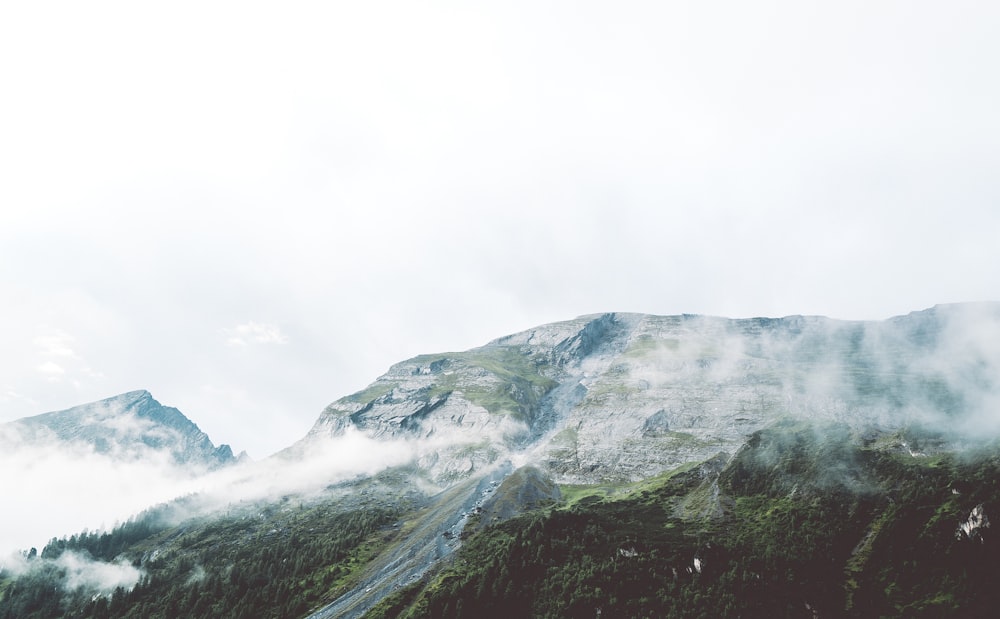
[{"left": 2, "top": 1, "right": 999, "bottom": 459}]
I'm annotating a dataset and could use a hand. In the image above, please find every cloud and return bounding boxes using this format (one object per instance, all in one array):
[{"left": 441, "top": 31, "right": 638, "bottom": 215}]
[
  {"left": 603, "top": 308, "right": 1000, "bottom": 453},
  {"left": 224, "top": 322, "right": 288, "bottom": 347},
  {"left": 0, "top": 435, "right": 208, "bottom": 556},
  {"left": 18, "top": 328, "right": 105, "bottom": 392},
  {"left": 0, "top": 550, "right": 143, "bottom": 596},
  {"left": 35, "top": 361, "right": 65, "bottom": 376},
  {"left": 57, "top": 551, "right": 144, "bottom": 594},
  {"left": 176, "top": 428, "right": 421, "bottom": 511},
  {"left": 34, "top": 332, "right": 77, "bottom": 358}
]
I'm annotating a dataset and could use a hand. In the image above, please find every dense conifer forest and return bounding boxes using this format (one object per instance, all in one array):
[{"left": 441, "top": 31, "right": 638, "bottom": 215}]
[{"left": 370, "top": 422, "right": 1000, "bottom": 618}]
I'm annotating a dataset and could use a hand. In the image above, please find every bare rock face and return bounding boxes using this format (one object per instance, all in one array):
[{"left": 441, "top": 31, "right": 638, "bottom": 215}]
[{"left": 301, "top": 303, "right": 1000, "bottom": 485}]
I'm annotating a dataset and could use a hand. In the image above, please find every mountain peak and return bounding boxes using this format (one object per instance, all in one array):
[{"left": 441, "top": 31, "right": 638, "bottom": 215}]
[{"left": 2, "top": 390, "right": 236, "bottom": 470}]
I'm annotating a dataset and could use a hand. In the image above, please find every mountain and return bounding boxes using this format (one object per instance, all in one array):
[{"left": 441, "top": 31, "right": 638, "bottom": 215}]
[
  {"left": 0, "top": 390, "right": 237, "bottom": 469},
  {"left": 2, "top": 304, "right": 1000, "bottom": 619},
  {"left": 300, "top": 303, "right": 999, "bottom": 485}
]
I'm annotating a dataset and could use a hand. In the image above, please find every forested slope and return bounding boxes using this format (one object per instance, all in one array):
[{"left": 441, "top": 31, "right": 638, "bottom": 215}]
[
  {"left": 369, "top": 421, "right": 1000, "bottom": 618},
  {"left": 3, "top": 421, "right": 999, "bottom": 618},
  {"left": 0, "top": 472, "right": 422, "bottom": 619}
]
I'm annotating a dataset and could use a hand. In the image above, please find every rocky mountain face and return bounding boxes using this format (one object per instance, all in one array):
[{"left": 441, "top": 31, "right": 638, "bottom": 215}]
[
  {"left": 302, "top": 303, "right": 1000, "bottom": 485},
  {"left": 1, "top": 390, "right": 237, "bottom": 469}
]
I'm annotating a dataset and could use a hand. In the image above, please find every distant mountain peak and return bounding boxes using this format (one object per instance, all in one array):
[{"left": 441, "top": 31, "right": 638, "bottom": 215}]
[{"left": 2, "top": 390, "right": 237, "bottom": 470}]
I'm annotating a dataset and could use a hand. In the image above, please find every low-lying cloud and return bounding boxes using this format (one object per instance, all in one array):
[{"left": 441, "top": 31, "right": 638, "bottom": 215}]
[
  {"left": 183, "top": 427, "right": 422, "bottom": 510},
  {"left": 0, "top": 437, "right": 206, "bottom": 557},
  {"left": 58, "top": 551, "right": 144, "bottom": 593},
  {"left": 0, "top": 550, "right": 143, "bottom": 596},
  {"left": 0, "top": 422, "right": 421, "bottom": 557}
]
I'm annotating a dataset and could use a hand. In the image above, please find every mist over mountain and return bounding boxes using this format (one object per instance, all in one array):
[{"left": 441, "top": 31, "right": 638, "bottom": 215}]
[
  {"left": 0, "top": 391, "right": 242, "bottom": 558},
  {"left": 2, "top": 303, "right": 1000, "bottom": 618}
]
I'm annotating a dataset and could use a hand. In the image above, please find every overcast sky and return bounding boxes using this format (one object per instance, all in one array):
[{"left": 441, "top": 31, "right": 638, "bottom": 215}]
[{"left": 1, "top": 1, "right": 998, "bottom": 459}]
